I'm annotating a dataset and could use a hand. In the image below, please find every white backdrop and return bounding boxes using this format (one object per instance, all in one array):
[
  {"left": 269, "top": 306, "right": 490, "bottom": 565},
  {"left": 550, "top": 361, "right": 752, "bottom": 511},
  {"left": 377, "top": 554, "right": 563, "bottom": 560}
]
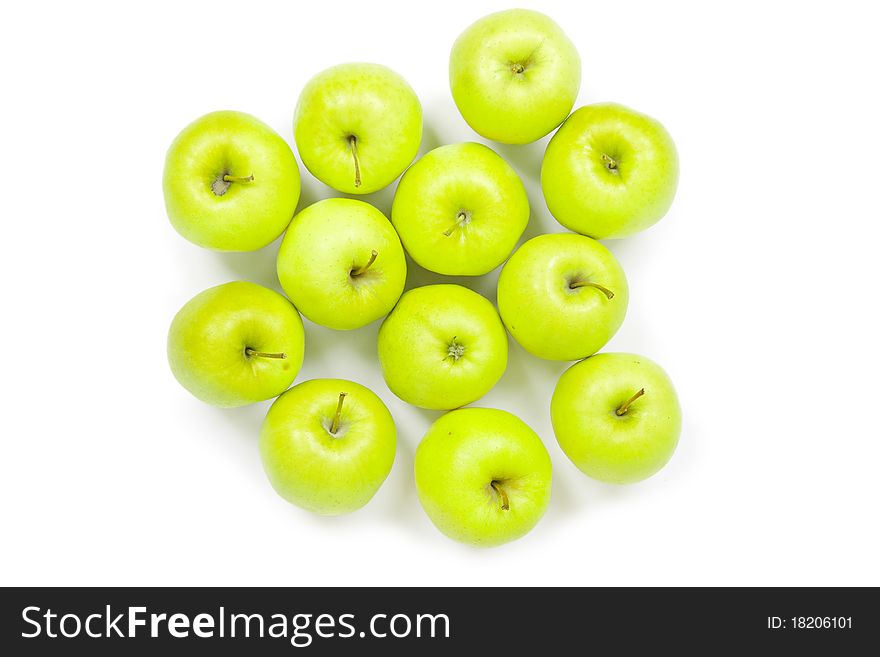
[{"left": 2, "top": 0, "right": 878, "bottom": 586}]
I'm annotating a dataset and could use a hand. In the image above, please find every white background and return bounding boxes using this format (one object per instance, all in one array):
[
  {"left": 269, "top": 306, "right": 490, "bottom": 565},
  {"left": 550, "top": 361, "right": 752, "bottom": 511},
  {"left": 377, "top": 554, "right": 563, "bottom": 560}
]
[{"left": 2, "top": 0, "right": 878, "bottom": 587}]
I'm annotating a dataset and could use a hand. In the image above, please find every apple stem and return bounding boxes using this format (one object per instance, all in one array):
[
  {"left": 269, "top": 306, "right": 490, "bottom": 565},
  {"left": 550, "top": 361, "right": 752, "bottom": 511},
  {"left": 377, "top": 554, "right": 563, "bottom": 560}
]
[
  {"left": 601, "top": 153, "right": 618, "bottom": 171},
  {"left": 223, "top": 174, "right": 254, "bottom": 183},
  {"left": 330, "top": 392, "right": 347, "bottom": 435},
  {"left": 348, "top": 135, "right": 362, "bottom": 188},
  {"left": 616, "top": 388, "right": 646, "bottom": 416},
  {"left": 443, "top": 211, "right": 470, "bottom": 237},
  {"left": 491, "top": 481, "right": 510, "bottom": 511},
  {"left": 350, "top": 250, "right": 378, "bottom": 277},
  {"left": 245, "top": 347, "right": 286, "bottom": 360},
  {"left": 569, "top": 280, "right": 615, "bottom": 299}
]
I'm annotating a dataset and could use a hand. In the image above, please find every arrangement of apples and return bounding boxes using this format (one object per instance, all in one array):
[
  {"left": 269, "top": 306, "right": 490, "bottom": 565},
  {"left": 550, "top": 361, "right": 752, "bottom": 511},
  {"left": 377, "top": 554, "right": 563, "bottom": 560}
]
[{"left": 165, "top": 9, "right": 682, "bottom": 548}]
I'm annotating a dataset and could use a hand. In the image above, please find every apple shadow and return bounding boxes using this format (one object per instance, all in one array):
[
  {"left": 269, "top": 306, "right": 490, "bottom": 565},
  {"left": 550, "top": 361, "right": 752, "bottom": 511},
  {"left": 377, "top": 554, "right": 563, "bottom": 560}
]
[
  {"left": 377, "top": 417, "right": 424, "bottom": 527},
  {"left": 491, "top": 139, "right": 547, "bottom": 185},
  {"left": 205, "top": 398, "right": 271, "bottom": 446},
  {"left": 664, "top": 409, "right": 698, "bottom": 481},
  {"left": 295, "top": 172, "right": 331, "bottom": 213},
  {"left": 402, "top": 255, "right": 498, "bottom": 300},
  {"left": 419, "top": 121, "right": 446, "bottom": 157},
  {"left": 497, "top": 339, "right": 568, "bottom": 400},
  {"left": 598, "top": 229, "right": 653, "bottom": 265},
  {"left": 298, "top": 318, "right": 383, "bottom": 378},
  {"left": 491, "top": 138, "right": 566, "bottom": 248},
  {"left": 519, "top": 192, "right": 562, "bottom": 244},
  {"left": 213, "top": 236, "right": 284, "bottom": 291}
]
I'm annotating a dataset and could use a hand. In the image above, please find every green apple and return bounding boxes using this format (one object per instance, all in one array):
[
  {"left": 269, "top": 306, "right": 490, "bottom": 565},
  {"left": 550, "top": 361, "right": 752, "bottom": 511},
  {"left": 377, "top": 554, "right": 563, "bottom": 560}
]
[
  {"left": 414, "top": 408, "right": 552, "bottom": 547},
  {"left": 260, "top": 378, "right": 396, "bottom": 515},
  {"left": 293, "top": 63, "right": 422, "bottom": 194},
  {"left": 541, "top": 103, "right": 679, "bottom": 239},
  {"left": 390, "top": 143, "right": 529, "bottom": 275},
  {"left": 276, "top": 198, "right": 406, "bottom": 330},
  {"left": 497, "top": 233, "right": 628, "bottom": 361},
  {"left": 168, "top": 281, "right": 305, "bottom": 407},
  {"left": 449, "top": 9, "right": 580, "bottom": 144},
  {"left": 163, "top": 110, "right": 300, "bottom": 251},
  {"left": 377, "top": 285, "right": 507, "bottom": 410},
  {"left": 551, "top": 353, "right": 681, "bottom": 484}
]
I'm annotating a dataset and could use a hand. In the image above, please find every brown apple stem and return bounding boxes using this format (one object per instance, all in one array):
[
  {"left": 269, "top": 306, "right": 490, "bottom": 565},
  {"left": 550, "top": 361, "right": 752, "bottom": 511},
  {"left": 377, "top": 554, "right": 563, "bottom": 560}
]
[
  {"left": 616, "top": 388, "right": 646, "bottom": 416},
  {"left": 491, "top": 481, "right": 510, "bottom": 511},
  {"left": 350, "top": 250, "right": 378, "bottom": 277},
  {"left": 245, "top": 347, "right": 286, "bottom": 359},
  {"left": 348, "top": 135, "right": 362, "bottom": 188},
  {"left": 223, "top": 174, "right": 254, "bottom": 183},
  {"left": 330, "top": 392, "right": 347, "bottom": 434},
  {"left": 443, "top": 211, "right": 470, "bottom": 237},
  {"left": 601, "top": 153, "right": 618, "bottom": 171},
  {"left": 569, "top": 280, "right": 615, "bottom": 299}
]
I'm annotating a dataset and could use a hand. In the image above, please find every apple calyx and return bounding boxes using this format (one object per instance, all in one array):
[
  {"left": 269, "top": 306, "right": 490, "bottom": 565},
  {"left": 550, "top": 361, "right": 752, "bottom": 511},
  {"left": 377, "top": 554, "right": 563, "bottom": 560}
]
[
  {"left": 490, "top": 480, "right": 510, "bottom": 511},
  {"left": 330, "top": 392, "right": 347, "bottom": 435},
  {"left": 601, "top": 153, "right": 619, "bottom": 172},
  {"left": 445, "top": 336, "right": 465, "bottom": 361},
  {"left": 443, "top": 210, "right": 472, "bottom": 237},
  {"left": 350, "top": 250, "right": 379, "bottom": 277},
  {"left": 245, "top": 347, "right": 286, "bottom": 360},
  {"left": 568, "top": 279, "right": 615, "bottom": 299},
  {"left": 616, "top": 388, "right": 646, "bottom": 416},
  {"left": 212, "top": 173, "right": 254, "bottom": 196},
  {"left": 348, "top": 135, "right": 362, "bottom": 188}
]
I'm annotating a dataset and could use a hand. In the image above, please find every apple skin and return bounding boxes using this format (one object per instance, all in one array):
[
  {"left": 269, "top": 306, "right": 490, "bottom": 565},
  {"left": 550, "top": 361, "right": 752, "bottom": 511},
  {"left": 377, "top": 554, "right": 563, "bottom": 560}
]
[
  {"left": 260, "top": 378, "right": 396, "bottom": 515},
  {"left": 294, "top": 63, "right": 422, "bottom": 194},
  {"left": 163, "top": 111, "right": 300, "bottom": 251},
  {"left": 377, "top": 285, "right": 507, "bottom": 410},
  {"left": 497, "top": 233, "right": 628, "bottom": 361},
  {"left": 415, "top": 408, "right": 552, "bottom": 547},
  {"left": 551, "top": 353, "right": 681, "bottom": 484},
  {"left": 391, "top": 142, "right": 529, "bottom": 275},
  {"left": 276, "top": 198, "right": 406, "bottom": 330},
  {"left": 167, "top": 281, "right": 305, "bottom": 408},
  {"left": 541, "top": 103, "right": 679, "bottom": 239},
  {"left": 449, "top": 9, "right": 580, "bottom": 144}
]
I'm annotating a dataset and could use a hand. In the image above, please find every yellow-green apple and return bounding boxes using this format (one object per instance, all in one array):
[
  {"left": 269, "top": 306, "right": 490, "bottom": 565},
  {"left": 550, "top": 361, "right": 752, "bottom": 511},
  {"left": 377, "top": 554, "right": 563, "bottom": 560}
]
[
  {"left": 551, "top": 353, "right": 681, "bottom": 483},
  {"left": 497, "top": 233, "right": 628, "bottom": 360},
  {"left": 391, "top": 143, "right": 529, "bottom": 275},
  {"left": 293, "top": 63, "right": 422, "bottom": 194},
  {"left": 167, "top": 282, "right": 305, "bottom": 407},
  {"left": 163, "top": 111, "right": 300, "bottom": 251},
  {"left": 260, "top": 378, "right": 396, "bottom": 515},
  {"left": 377, "top": 285, "right": 507, "bottom": 410},
  {"left": 449, "top": 9, "right": 580, "bottom": 144},
  {"left": 276, "top": 198, "right": 406, "bottom": 330},
  {"left": 414, "top": 408, "right": 552, "bottom": 547},
  {"left": 541, "top": 103, "right": 679, "bottom": 239}
]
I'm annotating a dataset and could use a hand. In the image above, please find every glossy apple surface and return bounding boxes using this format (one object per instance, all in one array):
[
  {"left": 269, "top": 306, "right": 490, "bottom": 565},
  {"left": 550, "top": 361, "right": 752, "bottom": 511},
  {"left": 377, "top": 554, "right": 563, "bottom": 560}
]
[
  {"left": 551, "top": 353, "right": 681, "bottom": 483},
  {"left": 542, "top": 103, "right": 679, "bottom": 239},
  {"left": 391, "top": 142, "right": 529, "bottom": 275},
  {"left": 294, "top": 63, "right": 422, "bottom": 194},
  {"left": 497, "top": 233, "right": 628, "bottom": 360},
  {"left": 415, "top": 408, "right": 552, "bottom": 547},
  {"left": 449, "top": 9, "right": 580, "bottom": 144},
  {"left": 167, "top": 281, "right": 305, "bottom": 407},
  {"left": 277, "top": 198, "right": 406, "bottom": 330},
  {"left": 163, "top": 110, "right": 300, "bottom": 251},
  {"left": 377, "top": 285, "right": 507, "bottom": 410},
  {"left": 261, "top": 378, "right": 396, "bottom": 515}
]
